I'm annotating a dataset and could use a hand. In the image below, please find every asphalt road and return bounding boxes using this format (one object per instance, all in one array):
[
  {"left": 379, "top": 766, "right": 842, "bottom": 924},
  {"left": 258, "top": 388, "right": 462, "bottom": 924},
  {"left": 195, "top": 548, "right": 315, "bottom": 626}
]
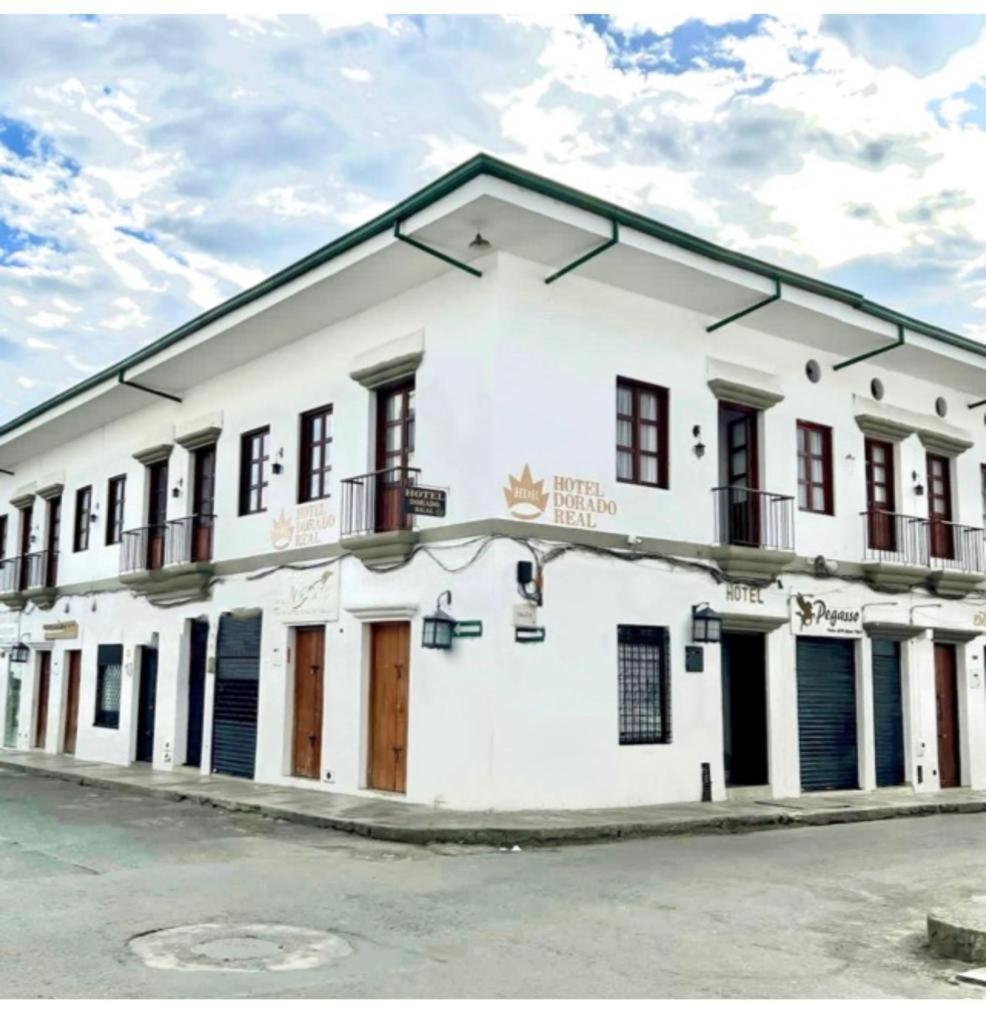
[{"left": 2, "top": 766, "right": 985, "bottom": 998}]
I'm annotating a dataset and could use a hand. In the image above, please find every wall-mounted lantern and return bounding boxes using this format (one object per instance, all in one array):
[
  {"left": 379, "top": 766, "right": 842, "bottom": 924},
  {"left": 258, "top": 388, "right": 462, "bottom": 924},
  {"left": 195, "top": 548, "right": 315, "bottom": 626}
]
[
  {"left": 912, "top": 470, "right": 925, "bottom": 497},
  {"left": 271, "top": 447, "right": 285, "bottom": 475},
  {"left": 422, "top": 590, "right": 456, "bottom": 650},
  {"left": 9, "top": 642, "right": 30, "bottom": 663},
  {"left": 691, "top": 603, "right": 723, "bottom": 644},
  {"left": 692, "top": 424, "right": 706, "bottom": 459}
]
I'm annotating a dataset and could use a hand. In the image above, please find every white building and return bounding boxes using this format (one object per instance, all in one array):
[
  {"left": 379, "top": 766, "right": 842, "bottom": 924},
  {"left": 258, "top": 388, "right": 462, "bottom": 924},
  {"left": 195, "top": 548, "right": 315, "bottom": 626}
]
[{"left": 2, "top": 153, "right": 986, "bottom": 811}]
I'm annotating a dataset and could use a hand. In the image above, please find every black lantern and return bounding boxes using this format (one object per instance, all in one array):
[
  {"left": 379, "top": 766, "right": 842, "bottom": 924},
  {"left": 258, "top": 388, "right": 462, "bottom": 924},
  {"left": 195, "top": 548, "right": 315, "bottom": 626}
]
[
  {"left": 9, "top": 642, "right": 29, "bottom": 663},
  {"left": 422, "top": 590, "right": 456, "bottom": 650},
  {"left": 692, "top": 603, "right": 723, "bottom": 644}
]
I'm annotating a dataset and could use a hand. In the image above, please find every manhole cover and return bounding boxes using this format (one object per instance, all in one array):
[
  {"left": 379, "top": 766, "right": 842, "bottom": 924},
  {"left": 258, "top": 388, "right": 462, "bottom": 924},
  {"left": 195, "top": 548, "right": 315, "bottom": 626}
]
[{"left": 129, "top": 923, "right": 353, "bottom": 972}]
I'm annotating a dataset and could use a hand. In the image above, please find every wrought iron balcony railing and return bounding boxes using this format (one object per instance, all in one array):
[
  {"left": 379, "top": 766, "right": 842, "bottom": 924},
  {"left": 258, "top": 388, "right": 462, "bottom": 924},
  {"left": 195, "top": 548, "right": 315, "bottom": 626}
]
[
  {"left": 0, "top": 551, "right": 54, "bottom": 594},
  {"left": 340, "top": 466, "right": 421, "bottom": 537},
  {"left": 120, "top": 514, "right": 215, "bottom": 574},
  {"left": 861, "top": 511, "right": 985, "bottom": 574},
  {"left": 712, "top": 486, "right": 795, "bottom": 551}
]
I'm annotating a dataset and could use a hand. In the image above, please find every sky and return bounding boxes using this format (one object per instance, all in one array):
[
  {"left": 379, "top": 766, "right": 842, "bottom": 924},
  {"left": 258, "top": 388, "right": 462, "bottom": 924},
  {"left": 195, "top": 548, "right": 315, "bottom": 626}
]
[{"left": 1, "top": 11, "right": 986, "bottom": 422}]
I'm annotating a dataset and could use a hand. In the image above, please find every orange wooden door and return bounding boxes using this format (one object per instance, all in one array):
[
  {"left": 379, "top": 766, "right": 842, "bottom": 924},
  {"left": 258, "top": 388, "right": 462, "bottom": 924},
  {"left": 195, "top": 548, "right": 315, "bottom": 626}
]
[
  {"left": 292, "top": 626, "right": 324, "bottom": 779},
  {"left": 63, "top": 651, "right": 81, "bottom": 754},
  {"left": 934, "top": 643, "right": 961, "bottom": 788},
  {"left": 34, "top": 651, "right": 51, "bottom": 749},
  {"left": 368, "top": 621, "right": 410, "bottom": 793}
]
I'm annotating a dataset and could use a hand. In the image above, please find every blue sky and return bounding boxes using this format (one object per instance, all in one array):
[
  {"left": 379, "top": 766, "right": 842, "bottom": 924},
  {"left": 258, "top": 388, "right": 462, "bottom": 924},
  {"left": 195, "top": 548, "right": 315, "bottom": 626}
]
[{"left": 1, "top": 12, "right": 986, "bottom": 420}]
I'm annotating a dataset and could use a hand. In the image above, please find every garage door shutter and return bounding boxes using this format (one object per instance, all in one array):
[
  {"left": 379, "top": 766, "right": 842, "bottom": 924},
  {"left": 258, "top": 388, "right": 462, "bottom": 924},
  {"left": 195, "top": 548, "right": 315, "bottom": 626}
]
[
  {"left": 873, "top": 638, "right": 905, "bottom": 787},
  {"left": 211, "top": 612, "right": 262, "bottom": 779},
  {"left": 796, "top": 637, "right": 858, "bottom": 791}
]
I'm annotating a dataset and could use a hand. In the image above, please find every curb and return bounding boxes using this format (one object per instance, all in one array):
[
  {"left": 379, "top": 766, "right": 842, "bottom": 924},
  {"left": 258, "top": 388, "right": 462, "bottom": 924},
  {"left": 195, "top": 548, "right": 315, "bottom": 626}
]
[{"left": 4, "top": 757, "right": 986, "bottom": 847}]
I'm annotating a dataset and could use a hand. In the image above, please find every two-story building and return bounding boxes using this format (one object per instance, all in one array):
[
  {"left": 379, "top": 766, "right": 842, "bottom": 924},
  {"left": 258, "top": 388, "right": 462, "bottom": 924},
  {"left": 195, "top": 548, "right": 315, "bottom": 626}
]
[{"left": 3, "top": 153, "right": 986, "bottom": 811}]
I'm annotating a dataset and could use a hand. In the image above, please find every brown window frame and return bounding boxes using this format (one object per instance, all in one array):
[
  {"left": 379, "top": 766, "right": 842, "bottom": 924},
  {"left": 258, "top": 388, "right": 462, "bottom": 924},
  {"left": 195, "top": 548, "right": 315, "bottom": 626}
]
[
  {"left": 616, "top": 377, "right": 669, "bottom": 489},
  {"left": 105, "top": 475, "right": 126, "bottom": 546},
  {"left": 796, "top": 420, "right": 834, "bottom": 515},
  {"left": 298, "top": 404, "right": 333, "bottom": 504},
  {"left": 239, "top": 426, "right": 270, "bottom": 516},
  {"left": 73, "top": 485, "right": 92, "bottom": 552}
]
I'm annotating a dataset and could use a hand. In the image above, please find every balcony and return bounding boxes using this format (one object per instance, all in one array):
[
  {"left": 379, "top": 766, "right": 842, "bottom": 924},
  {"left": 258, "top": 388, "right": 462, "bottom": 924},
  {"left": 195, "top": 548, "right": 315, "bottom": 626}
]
[
  {"left": 861, "top": 511, "right": 985, "bottom": 595},
  {"left": 340, "top": 466, "right": 421, "bottom": 566},
  {"left": 711, "top": 486, "right": 796, "bottom": 581},
  {"left": 120, "top": 514, "right": 215, "bottom": 604},
  {"left": 0, "top": 551, "right": 57, "bottom": 609}
]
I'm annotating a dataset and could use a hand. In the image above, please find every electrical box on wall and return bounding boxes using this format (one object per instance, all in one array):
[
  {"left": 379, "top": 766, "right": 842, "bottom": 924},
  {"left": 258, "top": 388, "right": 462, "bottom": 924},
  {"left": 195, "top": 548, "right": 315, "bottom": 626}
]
[{"left": 685, "top": 646, "right": 704, "bottom": 672}]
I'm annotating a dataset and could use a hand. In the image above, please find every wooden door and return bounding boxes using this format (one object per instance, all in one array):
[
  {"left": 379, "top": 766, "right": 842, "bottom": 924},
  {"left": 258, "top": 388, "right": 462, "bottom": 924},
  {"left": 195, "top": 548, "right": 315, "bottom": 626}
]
[
  {"left": 368, "top": 621, "right": 410, "bottom": 793},
  {"left": 292, "top": 626, "right": 325, "bottom": 779},
  {"left": 18, "top": 506, "right": 32, "bottom": 591},
  {"left": 865, "top": 438, "right": 896, "bottom": 552},
  {"left": 723, "top": 404, "right": 759, "bottom": 546},
  {"left": 934, "top": 643, "right": 961, "bottom": 788},
  {"left": 192, "top": 445, "right": 216, "bottom": 562},
  {"left": 185, "top": 620, "right": 208, "bottom": 767},
  {"left": 34, "top": 651, "right": 51, "bottom": 749},
  {"left": 927, "top": 454, "right": 954, "bottom": 560},
  {"left": 45, "top": 496, "right": 60, "bottom": 588},
  {"left": 375, "top": 379, "right": 415, "bottom": 532},
  {"left": 146, "top": 461, "right": 169, "bottom": 570},
  {"left": 135, "top": 647, "right": 158, "bottom": 763},
  {"left": 63, "top": 650, "right": 81, "bottom": 754}
]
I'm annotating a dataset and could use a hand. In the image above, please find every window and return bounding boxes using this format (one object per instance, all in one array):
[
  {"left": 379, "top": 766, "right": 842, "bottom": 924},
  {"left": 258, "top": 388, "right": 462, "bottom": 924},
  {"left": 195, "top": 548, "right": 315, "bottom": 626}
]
[
  {"left": 73, "top": 486, "right": 92, "bottom": 551},
  {"left": 618, "top": 625, "right": 670, "bottom": 745},
  {"left": 94, "top": 644, "right": 123, "bottom": 729},
  {"left": 298, "top": 405, "right": 333, "bottom": 503},
  {"left": 796, "top": 421, "right": 834, "bottom": 514},
  {"left": 239, "top": 427, "right": 270, "bottom": 516},
  {"left": 0, "top": 514, "right": 6, "bottom": 561},
  {"left": 616, "top": 378, "right": 668, "bottom": 488},
  {"left": 106, "top": 475, "right": 126, "bottom": 546},
  {"left": 981, "top": 465, "right": 986, "bottom": 530}
]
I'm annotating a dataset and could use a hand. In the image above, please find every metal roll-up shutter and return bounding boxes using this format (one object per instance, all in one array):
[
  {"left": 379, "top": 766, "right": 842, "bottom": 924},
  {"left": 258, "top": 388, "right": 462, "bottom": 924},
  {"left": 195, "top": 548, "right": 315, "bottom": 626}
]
[
  {"left": 796, "top": 637, "right": 858, "bottom": 791},
  {"left": 872, "top": 638, "right": 904, "bottom": 787},
  {"left": 211, "top": 612, "right": 262, "bottom": 779}
]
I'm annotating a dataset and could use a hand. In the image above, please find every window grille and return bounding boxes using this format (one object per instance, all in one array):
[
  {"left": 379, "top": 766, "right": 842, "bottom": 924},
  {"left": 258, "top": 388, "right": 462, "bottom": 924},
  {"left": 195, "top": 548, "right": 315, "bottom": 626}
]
[{"left": 618, "top": 625, "right": 670, "bottom": 745}]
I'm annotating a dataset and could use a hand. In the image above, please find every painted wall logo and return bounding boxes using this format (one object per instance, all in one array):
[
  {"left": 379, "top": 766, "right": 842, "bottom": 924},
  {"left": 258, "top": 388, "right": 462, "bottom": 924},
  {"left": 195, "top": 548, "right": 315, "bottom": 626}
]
[
  {"left": 504, "top": 466, "right": 618, "bottom": 529},
  {"left": 270, "top": 510, "right": 294, "bottom": 550},
  {"left": 270, "top": 501, "right": 336, "bottom": 551},
  {"left": 792, "top": 593, "right": 862, "bottom": 636}
]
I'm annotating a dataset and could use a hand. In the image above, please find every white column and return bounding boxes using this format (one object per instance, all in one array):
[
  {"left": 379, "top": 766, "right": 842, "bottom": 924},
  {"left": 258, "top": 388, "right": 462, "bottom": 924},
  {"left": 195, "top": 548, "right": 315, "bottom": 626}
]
[
  {"left": 856, "top": 634, "right": 876, "bottom": 791},
  {"left": 958, "top": 641, "right": 986, "bottom": 788},
  {"left": 906, "top": 630, "right": 938, "bottom": 791},
  {"left": 766, "top": 627, "right": 799, "bottom": 797}
]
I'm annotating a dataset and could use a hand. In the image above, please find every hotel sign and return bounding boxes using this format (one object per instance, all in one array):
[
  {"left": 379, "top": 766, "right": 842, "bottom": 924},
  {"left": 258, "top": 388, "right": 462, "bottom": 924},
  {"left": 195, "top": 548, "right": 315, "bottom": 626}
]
[
  {"left": 503, "top": 465, "right": 618, "bottom": 529},
  {"left": 791, "top": 593, "right": 863, "bottom": 637},
  {"left": 404, "top": 486, "right": 447, "bottom": 518}
]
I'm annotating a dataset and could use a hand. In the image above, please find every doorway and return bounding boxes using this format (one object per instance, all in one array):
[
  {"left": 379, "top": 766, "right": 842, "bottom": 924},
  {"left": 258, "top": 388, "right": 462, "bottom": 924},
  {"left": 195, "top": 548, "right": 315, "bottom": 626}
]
[
  {"left": 368, "top": 621, "right": 410, "bottom": 793},
  {"left": 872, "top": 638, "right": 905, "bottom": 786},
  {"left": 934, "top": 642, "right": 961, "bottom": 788},
  {"left": 146, "top": 460, "right": 169, "bottom": 570},
  {"left": 721, "top": 632, "right": 768, "bottom": 787},
  {"left": 191, "top": 445, "right": 216, "bottom": 562},
  {"left": 927, "top": 454, "right": 954, "bottom": 560},
  {"left": 34, "top": 651, "right": 51, "bottom": 749},
  {"left": 63, "top": 650, "right": 81, "bottom": 755},
  {"left": 135, "top": 646, "right": 158, "bottom": 763},
  {"left": 4, "top": 663, "right": 21, "bottom": 747},
  {"left": 864, "top": 438, "right": 896, "bottom": 552},
  {"left": 292, "top": 626, "right": 325, "bottom": 780},
  {"left": 211, "top": 612, "right": 261, "bottom": 779},
  {"left": 375, "top": 378, "right": 415, "bottom": 532},
  {"left": 718, "top": 402, "right": 760, "bottom": 546},
  {"left": 185, "top": 620, "right": 209, "bottom": 768}
]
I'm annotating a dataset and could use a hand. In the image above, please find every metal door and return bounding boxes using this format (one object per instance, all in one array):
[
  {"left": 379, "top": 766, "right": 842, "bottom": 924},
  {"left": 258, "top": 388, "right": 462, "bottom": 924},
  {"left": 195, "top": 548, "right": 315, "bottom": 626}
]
[
  {"left": 135, "top": 646, "right": 157, "bottom": 763},
  {"left": 796, "top": 637, "right": 858, "bottom": 791},
  {"left": 211, "top": 612, "right": 261, "bottom": 779},
  {"left": 872, "top": 638, "right": 904, "bottom": 786}
]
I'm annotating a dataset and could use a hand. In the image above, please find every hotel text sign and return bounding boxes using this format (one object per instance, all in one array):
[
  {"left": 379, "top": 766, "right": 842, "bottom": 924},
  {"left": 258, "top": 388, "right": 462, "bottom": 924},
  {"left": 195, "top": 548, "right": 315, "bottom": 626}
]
[{"left": 504, "top": 465, "right": 617, "bottom": 529}]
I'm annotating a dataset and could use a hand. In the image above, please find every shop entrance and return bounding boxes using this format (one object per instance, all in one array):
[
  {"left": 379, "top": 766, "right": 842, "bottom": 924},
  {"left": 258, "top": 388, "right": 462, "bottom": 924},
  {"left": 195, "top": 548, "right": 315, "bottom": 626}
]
[{"left": 720, "top": 632, "right": 768, "bottom": 787}]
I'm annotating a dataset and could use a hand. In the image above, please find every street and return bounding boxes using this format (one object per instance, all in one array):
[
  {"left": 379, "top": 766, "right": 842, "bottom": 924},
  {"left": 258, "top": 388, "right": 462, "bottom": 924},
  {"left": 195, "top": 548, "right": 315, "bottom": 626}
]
[{"left": 1, "top": 766, "right": 984, "bottom": 998}]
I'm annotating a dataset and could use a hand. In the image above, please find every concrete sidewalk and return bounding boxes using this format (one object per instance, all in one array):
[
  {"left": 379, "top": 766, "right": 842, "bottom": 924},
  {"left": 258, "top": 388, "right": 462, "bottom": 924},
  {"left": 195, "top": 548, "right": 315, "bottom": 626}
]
[{"left": 3, "top": 747, "right": 986, "bottom": 846}]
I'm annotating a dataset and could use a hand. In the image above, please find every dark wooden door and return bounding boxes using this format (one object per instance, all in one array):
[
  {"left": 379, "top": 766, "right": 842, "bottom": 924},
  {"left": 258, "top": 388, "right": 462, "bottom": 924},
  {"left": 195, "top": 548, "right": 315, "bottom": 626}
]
[
  {"left": 185, "top": 620, "right": 208, "bottom": 767},
  {"left": 375, "top": 379, "right": 415, "bottom": 532},
  {"left": 135, "top": 647, "right": 158, "bottom": 763},
  {"left": 192, "top": 445, "right": 216, "bottom": 562},
  {"left": 934, "top": 643, "right": 961, "bottom": 788},
  {"left": 865, "top": 438, "right": 896, "bottom": 552},
  {"left": 45, "top": 496, "right": 60, "bottom": 588},
  {"left": 292, "top": 626, "right": 325, "bottom": 779},
  {"left": 147, "top": 461, "right": 169, "bottom": 570},
  {"left": 18, "top": 506, "right": 32, "bottom": 591},
  {"left": 63, "top": 650, "right": 81, "bottom": 755},
  {"left": 34, "top": 650, "right": 51, "bottom": 749},
  {"left": 722, "top": 404, "right": 759, "bottom": 546},
  {"left": 368, "top": 621, "right": 410, "bottom": 793},
  {"left": 927, "top": 454, "right": 954, "bottom": 560}
]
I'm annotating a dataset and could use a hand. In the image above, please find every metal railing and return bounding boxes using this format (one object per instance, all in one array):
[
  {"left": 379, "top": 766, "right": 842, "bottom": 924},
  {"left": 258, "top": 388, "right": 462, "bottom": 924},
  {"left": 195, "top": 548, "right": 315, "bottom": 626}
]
[
  {"left": 0, "top": 556, "right": 19, "bottom": 594},
  {"left": 340, "top": 466, "right": 420, "bottom": 537},
  {"left": 861, "top": 512, "right": 986, "bottom": 574},
  {"left": 120, "top": 514, "right": 216, "bottom": 574},
  {"left": 861, "top": 511, "right": 928, "bottom": 566},
  {"left": 0, "top": 551, "right": 53, "bottom": 593},
  {"left": 713, "top": 486, "right": 794, "bottom": 551}
]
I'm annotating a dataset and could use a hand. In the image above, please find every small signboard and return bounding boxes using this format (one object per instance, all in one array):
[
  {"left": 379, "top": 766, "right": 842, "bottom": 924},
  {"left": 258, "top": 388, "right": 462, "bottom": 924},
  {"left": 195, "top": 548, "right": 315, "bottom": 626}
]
[
  {"left": 791, "top": 593, "right": 863, "bottom": 637},
  {"left": 404, "top": 486, "right": 447, "bottom": 517}
]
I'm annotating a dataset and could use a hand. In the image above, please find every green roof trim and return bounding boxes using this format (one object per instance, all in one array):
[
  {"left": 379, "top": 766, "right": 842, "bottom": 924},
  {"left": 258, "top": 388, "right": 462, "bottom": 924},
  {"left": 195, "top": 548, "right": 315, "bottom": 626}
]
[{"left": 2, "top": 152, "right": 984, "bottom": 440}]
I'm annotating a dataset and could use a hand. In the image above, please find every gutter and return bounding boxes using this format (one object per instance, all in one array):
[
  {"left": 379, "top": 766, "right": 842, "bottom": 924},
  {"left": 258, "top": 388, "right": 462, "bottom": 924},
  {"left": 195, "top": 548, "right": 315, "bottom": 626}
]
[{"left": 0, "top": 152, "right": 983, "bottom": 442}]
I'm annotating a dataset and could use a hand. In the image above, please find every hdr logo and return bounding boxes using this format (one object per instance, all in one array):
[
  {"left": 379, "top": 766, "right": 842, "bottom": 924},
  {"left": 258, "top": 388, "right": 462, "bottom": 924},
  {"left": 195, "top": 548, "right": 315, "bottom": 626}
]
[{"left": 503, "top": 465, "right": 549, "bottom": 521}]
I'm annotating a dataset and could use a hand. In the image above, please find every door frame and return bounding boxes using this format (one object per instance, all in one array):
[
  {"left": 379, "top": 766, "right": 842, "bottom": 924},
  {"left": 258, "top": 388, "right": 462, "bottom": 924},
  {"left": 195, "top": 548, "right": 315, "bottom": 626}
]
[
  {"left": 290, "top": 625, "right": 325, "bottom": 780},
  {"left": 365, "top": 620, "right": 411, "bottom": 795},
  {"left": 720, "top": 630, "right": 770, "bottom": 789},
  {"left": 62, "top": 649, "right": 82, "bottom": 755}
]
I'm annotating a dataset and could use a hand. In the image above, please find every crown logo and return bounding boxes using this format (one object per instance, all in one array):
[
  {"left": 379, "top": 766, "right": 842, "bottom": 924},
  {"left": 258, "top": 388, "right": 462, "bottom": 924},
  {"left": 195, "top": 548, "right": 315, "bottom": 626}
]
[
  {"left": 504, "top": 465, "right": 549, "bottom": 520},
  {"left": 270, "top": 508, "right": 294, "bottom": 550}
]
